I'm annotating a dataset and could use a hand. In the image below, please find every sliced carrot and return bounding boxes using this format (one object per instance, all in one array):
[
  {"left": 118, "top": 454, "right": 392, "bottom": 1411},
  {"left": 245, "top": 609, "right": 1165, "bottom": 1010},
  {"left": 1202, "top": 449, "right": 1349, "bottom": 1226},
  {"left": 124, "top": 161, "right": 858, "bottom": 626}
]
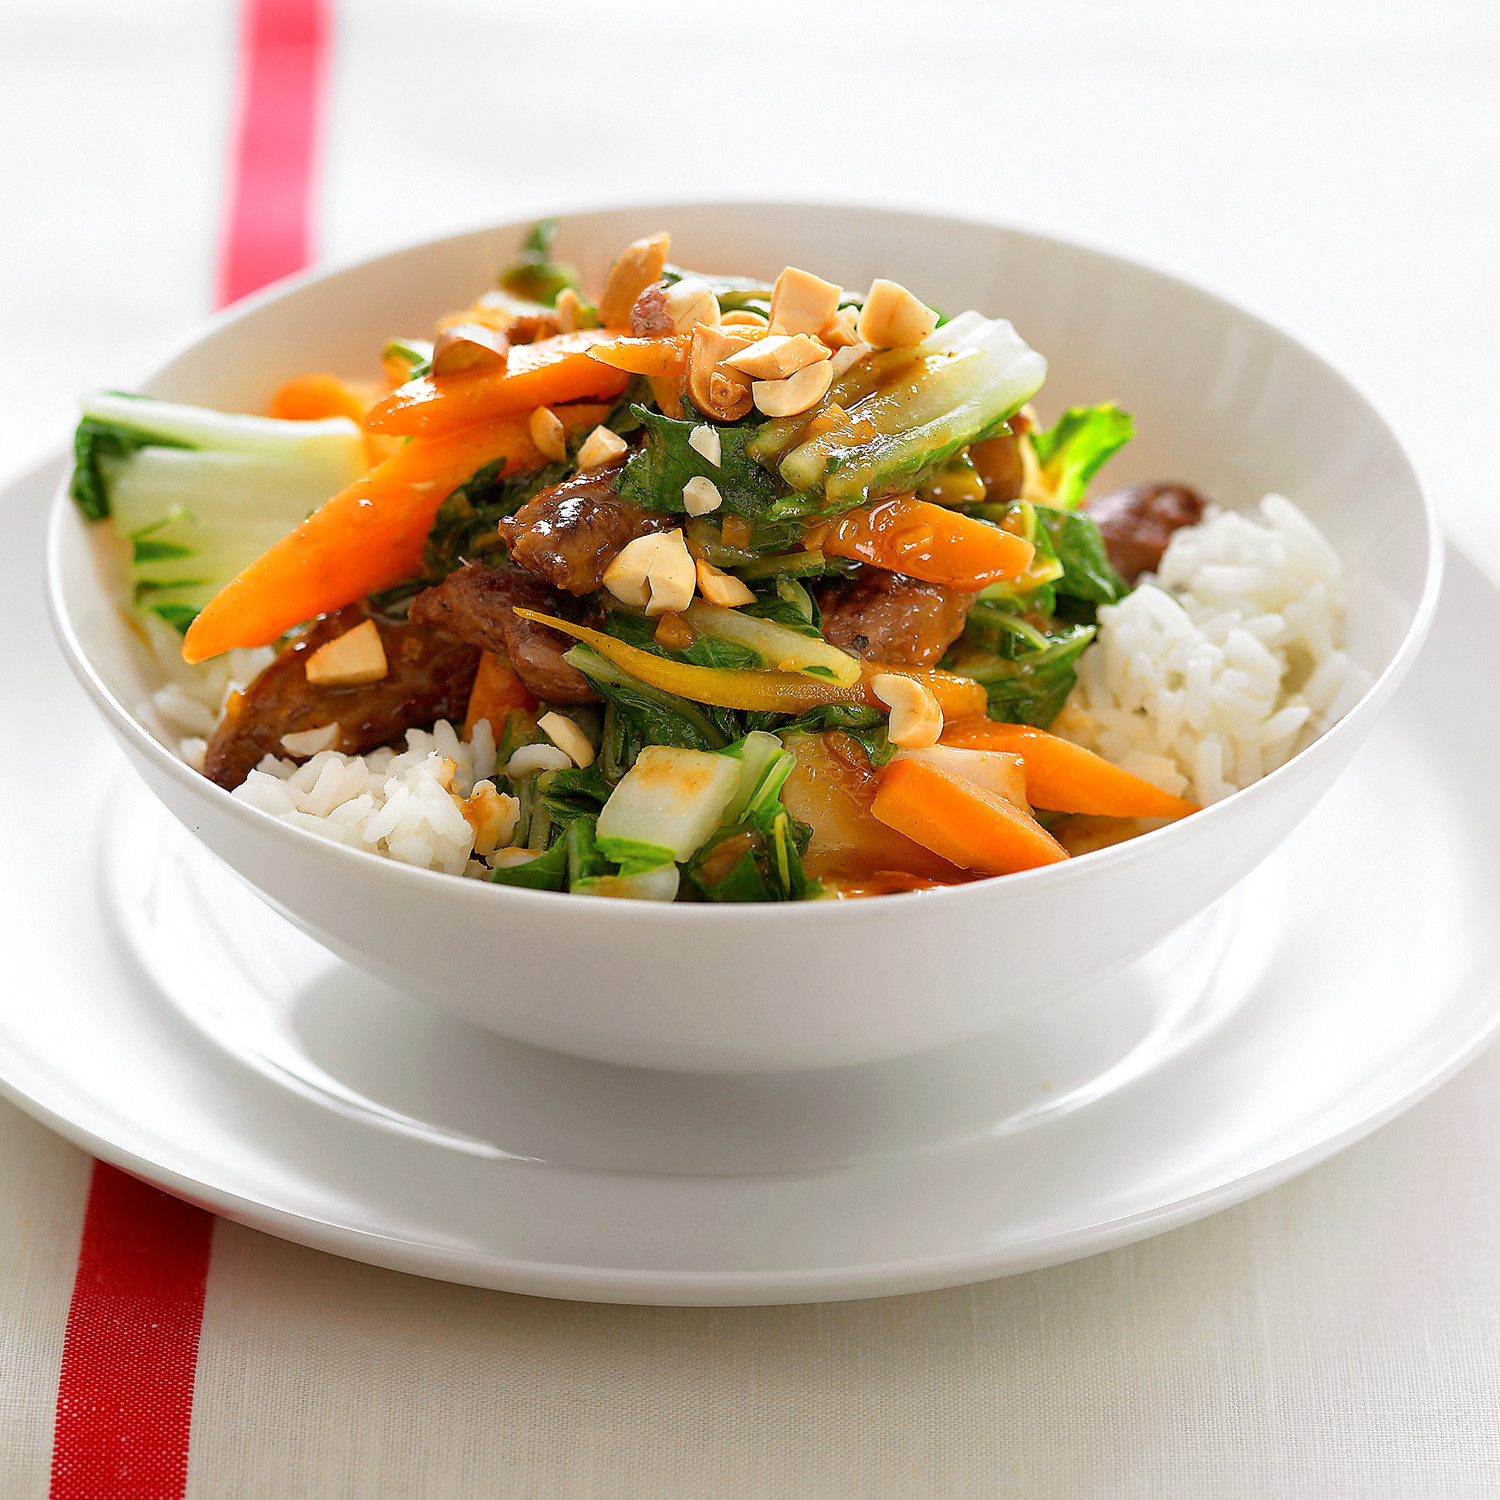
[
  {"left": 941, "top": 720, "right": 1199, "bottom": 819},
  {"left": 814, "top": 493, "right": 1034, "bottom": 592},
  {"left": 513, "top": 608, "right": 989, "bottom": 718},
  {"left": 269, "top": 372, "right": 373, "bottom": 423},
  {"left": 463, "top": 652, "right": 537, "bottom": 737},
  {"left": 871, "top": 757, "right": 1069, "bottom": 875},
  {"left": 363, "top": 329, "right": 629, "bottom": 439},
  {"left": 586, "top": 333, "right": 691, "bottom": 378}
]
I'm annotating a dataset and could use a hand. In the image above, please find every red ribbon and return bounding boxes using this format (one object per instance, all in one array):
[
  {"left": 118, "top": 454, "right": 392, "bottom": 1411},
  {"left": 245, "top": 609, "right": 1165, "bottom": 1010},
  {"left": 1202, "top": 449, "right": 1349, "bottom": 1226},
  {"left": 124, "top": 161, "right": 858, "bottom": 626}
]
[{"left": 51, "top": 2, "right": 330, "bottom": 1493}]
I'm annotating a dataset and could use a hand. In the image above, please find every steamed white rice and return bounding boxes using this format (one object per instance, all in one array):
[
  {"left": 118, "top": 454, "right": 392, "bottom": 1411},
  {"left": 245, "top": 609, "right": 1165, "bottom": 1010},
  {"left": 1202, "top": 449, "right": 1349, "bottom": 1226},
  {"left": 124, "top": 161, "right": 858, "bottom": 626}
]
[
  {"left": 1053, "top": 493, "right": 1355, "bottom": 805},
  {"left": 231, "top": 720, "right": 517, "bottom": 877}
]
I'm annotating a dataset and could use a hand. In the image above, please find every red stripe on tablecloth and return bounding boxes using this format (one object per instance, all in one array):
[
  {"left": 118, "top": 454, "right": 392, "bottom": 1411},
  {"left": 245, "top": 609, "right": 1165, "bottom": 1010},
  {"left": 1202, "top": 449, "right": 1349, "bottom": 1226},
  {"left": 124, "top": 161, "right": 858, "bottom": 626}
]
[
  {"left": 50, "top": 4, "right": 331, "bottom": 1495},
  {"left": 49, "top": 1165, "right": 215, "bottom": 1500},
  {"left": 216, "top": 0, "right": 333, "bottom": 308}
]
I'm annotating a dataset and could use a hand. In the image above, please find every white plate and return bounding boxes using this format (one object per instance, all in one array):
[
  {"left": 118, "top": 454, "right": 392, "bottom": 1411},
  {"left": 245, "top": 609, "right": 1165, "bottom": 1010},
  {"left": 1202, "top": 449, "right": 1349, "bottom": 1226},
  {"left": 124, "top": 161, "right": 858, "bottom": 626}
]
[{"left": 5, "top": 456, "right": 1498, "bottom": 1305}]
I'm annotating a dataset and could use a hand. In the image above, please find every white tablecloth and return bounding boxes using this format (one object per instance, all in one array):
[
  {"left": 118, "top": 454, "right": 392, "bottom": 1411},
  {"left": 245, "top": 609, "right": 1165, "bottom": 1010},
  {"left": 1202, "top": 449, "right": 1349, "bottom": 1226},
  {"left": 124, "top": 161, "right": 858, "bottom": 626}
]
[{"left": 4, "top": 1, "right": 1500, "bottom": 1493}]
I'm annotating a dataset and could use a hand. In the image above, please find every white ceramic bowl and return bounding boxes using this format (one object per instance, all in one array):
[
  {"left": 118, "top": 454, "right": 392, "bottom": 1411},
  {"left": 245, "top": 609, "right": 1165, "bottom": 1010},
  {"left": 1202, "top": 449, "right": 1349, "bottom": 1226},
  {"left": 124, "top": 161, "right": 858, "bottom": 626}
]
[{"left": 48, "top": 203, "right": 1440, "bottom": 1073}]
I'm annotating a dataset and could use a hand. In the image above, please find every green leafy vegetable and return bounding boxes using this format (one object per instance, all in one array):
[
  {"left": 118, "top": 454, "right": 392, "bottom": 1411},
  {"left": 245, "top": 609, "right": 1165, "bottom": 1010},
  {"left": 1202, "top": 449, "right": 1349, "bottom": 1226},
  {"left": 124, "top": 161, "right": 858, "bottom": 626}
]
[
  {"left": 497, "top": 219, "right": 579, "bottom": 307},
  {"left": 1028, "top": 403, "right": 1133, "bottom": 509},
  {"left": 952, "top": 621, "right": 1096, "bottom": 727},
  {"left": 489, "top": 840, "right": 569, "bottom": 891},
  {"left": 617, "top": 405, "right": 782, "bottom": 519},
  {"left": 1043, "top": 509, "right": 1127, "bottom": 605},
  {"left": 749, "top": 312, "right": 1047, "bottom": 516},
  {"left": 770, "top": 704, "right": 893, "bottom": 766},
  {"left": 68, "top": 392, "right": 367, "bottom": 632}
]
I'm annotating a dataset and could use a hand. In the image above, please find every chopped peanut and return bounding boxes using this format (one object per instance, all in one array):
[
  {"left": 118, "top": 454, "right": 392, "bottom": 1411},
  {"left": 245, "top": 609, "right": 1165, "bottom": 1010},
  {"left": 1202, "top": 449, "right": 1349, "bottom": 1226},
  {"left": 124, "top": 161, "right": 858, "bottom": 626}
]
[
  {"left": 654, "top": 612, "right": 696, "bottom": 650},
  {"left": 537, "top": 711, "right": 595, "bottom": 768},
  {"left": 576, "top": 424, "right": 629, "bottom": 470},
  {"left": 752, "top": 359, "right": 834, "bottom": 418},
  {"left": 662, "top": 276, "right": 721, "bottom": 334},
  {"left": 819, "top": 306, "right": 861, "bottom": 348},
  {"left": 555, "top": 287, "right": 586, "bottom": 333},
  {"left": 687, "top": 326, "right": 755, "bottom": 421},
  {"left": 830, "top": 341, "right": 872, "bottom": 377},
  {"left": 430, "top": 323, "right": 509, "bottom": 377},
  {"left": 529, "top": 405, "right": 567, "bottom": 463},
  {"left": 597, "top": 232, "right": 671, "bottom": 328},
  {"left": 857, "top": 279, "right": 938, "bottom": 349},
  {"left": 871, "top": 673, "right": 944, "bottom": 748},
  {"left": 695, "top": 558, "right": 756, "bottom": 607},
  {"left": 682, "top": 475, "right": 723, "bottom": 515},
  {"left": 687, "top": 424, "right": 722, "bottom": 466},
  {"left": 721, "top": 309, "right": 770, "bottom": 329},
  {"left": 602, "top": 529, "right": 697, "bottom": 616},
  {"left": 723, "top": 333, "right": 830, "bottom": 381},
  {"left": 769, "top": 266, "right": 842, "bottom": 336},
  {"left": 304, "top": 618, "right": 388, "bottom": 687}
]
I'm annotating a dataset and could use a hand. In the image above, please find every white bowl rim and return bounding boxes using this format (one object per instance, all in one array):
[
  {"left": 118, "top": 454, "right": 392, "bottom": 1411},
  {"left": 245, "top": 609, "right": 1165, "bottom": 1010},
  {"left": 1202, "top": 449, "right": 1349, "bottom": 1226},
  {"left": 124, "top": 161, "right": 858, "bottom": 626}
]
[{"left": 46, "top": 198, "right": 1445, "bottom": 926}]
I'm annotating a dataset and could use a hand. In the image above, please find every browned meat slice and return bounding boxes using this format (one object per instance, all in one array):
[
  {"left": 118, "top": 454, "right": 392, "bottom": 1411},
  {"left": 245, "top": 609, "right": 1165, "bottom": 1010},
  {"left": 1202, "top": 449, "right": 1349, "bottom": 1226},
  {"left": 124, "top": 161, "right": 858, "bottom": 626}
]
[
  {"left": 408, "top": 562, "right": 599, "bottom": 704},
  {"left": 1084, "top": 482, "right": 1207, "bottom": 583},
  {"left": 816, "top": 569, "right": 974, "bottom": 667},
  {"left": 203, "top": 605, "right": 480, "bottom": 791},
  {"left": 498, "top": 468, "right": 662, "bottom": 595}
]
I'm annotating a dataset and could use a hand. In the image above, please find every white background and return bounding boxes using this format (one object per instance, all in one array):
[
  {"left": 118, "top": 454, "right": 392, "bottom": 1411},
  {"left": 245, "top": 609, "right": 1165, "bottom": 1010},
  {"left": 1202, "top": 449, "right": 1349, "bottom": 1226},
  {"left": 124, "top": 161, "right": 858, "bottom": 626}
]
[{"left": 4, "top": 1, "right": 1500, "bottom": 1493}]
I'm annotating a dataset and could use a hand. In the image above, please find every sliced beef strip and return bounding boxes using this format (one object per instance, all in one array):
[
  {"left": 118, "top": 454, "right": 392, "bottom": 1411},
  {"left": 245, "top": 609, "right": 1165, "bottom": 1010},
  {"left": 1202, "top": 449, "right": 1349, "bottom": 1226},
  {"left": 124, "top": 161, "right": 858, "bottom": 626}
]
[
  {"left": 203, "top": 604, "right": 480, "bottom": 791},
  {"left": 1083, "top": 481, "right": 1207, "bottom": 584},
  {"left": 815, "top": 569, "right": 975, "bottom": 668},
  {"left": 497, "top": 467, "right": 664, "bottom": 596},
  {"left": 408, "top": 562, "right": 600, "bottom": 704}
]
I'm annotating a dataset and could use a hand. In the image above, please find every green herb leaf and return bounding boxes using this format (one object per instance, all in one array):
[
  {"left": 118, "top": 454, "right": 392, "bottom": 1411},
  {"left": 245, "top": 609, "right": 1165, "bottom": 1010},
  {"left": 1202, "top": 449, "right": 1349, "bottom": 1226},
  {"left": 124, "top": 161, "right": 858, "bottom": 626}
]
[
  {"left": 489, "top": 840, "right": 569, "bottom": 891},
  {"left": 617, "top": 405, "right": 782, "bottom": 519},
  {"left": 497, "top": 218, "right": 580, "bottom": 307},
  {"left": 1028, "top": 403, "right": 1134, "bottom": 509}
]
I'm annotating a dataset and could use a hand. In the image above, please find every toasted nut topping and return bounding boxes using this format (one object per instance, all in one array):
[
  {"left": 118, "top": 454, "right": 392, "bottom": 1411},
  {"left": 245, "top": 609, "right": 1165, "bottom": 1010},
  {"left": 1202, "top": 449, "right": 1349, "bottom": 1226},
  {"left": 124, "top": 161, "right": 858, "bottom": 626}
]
[
  {"left": 857, "top": 279, "right": 938, "bottom": 349},
  {"left": 654, "top": 612, "right": 696, "bottom": 650},
  {"left": 506, "top": 744, "right": 574, "bottom": 777},
  {"left": 752, "top": 359, "right": 834, "bottom": 418},
  {"left": 688, "top": 423, "right": 722, "bottom": 466},
  {"left": 430, "top": 322, "right": 510, "bottom": 377},
  {"left": 491, "top": 846, "right": 540, "bottom": 868},
  {"left": 603, "top": 529, "right": 697, "bottom": 615},
  {"left": 723, "top": 333, "right": 830, "bottom": 381},
  {"left": 529, "top": 405, "right": 567, "bottom": 462},
  {"left": 662, "top": 276, "right": 721, "bottom": 334},
  {"left": 280, "top": 722, "right": 341, "bottom": 758},
  {"left": 458, "top": 780, "right": 518, "bottom": 856},
  {"left": 628, "top": 282, "right": 673, "bottom": 337},
  {"left": 695, "top": 558, "right": 756, "bottom": 607},
  {"left": 688, "top": 326, "right": 755, "bottom": 421},
  {"left": 830, "top": 341, "right": 873, "bottom": 378},
  {"left": 538, "top": 711, "right": 596, "bottom": 768},
  {"left": 870, "top": 673, "right": 944, "bottom": 748},
  {"left": 721, "top": 309, "right": 770, "bottom": 329},
  {"left": 819, "top": 306, "right": 862, "bottom": 348},
  {"left": 682, "top": 475, "right": 723, "bottom": 515},
  {"left": 597, "top": 232, "right": 670, "bottom": 328},
  {"left": 555, "top": 287, "right": 586, "bottom": 333},
  {"left": 576, "top": 424, "right": 629, "bottom": 471},
  {"left": 304, "top": 618, "right": 388, "bottom": 687},
  {"left": 769, "top": 266, "right": 842, "bottom": 336}
]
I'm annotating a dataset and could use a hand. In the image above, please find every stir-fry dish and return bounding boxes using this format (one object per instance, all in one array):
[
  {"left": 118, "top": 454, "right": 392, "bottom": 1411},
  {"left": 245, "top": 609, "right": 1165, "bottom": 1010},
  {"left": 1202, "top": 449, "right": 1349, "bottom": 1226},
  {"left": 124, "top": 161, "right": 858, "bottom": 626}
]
[{"left": 70, "top": 222, "right": 1348, "bottom": 900}]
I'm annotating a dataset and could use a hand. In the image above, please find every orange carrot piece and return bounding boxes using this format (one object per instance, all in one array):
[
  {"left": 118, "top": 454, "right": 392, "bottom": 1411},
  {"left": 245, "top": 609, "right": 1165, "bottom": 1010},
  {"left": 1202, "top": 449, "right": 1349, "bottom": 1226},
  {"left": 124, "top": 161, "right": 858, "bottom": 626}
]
[
  {"left": 183, "top": 419, "right": 538, "bottom": 663},
  {"left": 816, "top": 494, "right": 1035, "bottom": 592},
  {"left": 871, "top": 757, "right": 1069, "bottom": 875},
  {"left": 586, "top": 333, "right": 691, "bottom": 378},
  {"left": 463, "top": 652, "right": 536, "bottom": 737},
  {"left": 269, "top": 372, "right": 372, "bottom": 423},
  {"left": 363, "top": 329, "right": 629, "bottom": 439},
  {"left": 941, "top": 721, "right": 1199, "bottom": 819}
]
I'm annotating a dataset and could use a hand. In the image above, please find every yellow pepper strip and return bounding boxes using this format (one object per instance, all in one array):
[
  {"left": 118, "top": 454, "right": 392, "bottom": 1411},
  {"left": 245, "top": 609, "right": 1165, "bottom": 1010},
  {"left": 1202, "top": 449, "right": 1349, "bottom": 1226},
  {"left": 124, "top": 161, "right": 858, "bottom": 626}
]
[{"left": 515, "top": 609, "right": 989, "bottom": 718}]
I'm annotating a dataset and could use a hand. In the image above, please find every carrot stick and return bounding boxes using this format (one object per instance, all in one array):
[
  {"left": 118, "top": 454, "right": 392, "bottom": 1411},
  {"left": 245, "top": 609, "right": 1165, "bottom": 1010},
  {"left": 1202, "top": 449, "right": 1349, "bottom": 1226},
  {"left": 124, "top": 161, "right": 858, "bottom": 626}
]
[
  {"left": 513, "top": 608, "right": 989, "bottom": 718},
  {"left": 183, "top": 414, "right": 554, "bottom": 663},
  {"left": 941, "top": 720, "right": 1199, "bottom": 819},
  {"left": 269, "top": 372, "right": 372, "bottom": 423},
  {"left": 585, "top": 334, "right": 691, "bottom": 378},
  {"left": 814, "top": 493, "right": 1034, "bottom": 592},
  {"left": 463, "top": 652, "right": 536, "bottom": 737},
  {"left": 363, "top": 330, "right": 629, "bottom": 439},
  {"left": 871, "top": 757, "right": 1069, "bottom": 874}
]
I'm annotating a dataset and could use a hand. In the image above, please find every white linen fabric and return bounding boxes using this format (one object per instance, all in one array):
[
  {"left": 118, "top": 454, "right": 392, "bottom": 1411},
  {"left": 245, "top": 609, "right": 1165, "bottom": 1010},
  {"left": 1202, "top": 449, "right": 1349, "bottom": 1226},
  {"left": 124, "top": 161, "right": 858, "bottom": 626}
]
[{"left": 5, "top": 0, "right": 1500, "bottom": 1495}]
